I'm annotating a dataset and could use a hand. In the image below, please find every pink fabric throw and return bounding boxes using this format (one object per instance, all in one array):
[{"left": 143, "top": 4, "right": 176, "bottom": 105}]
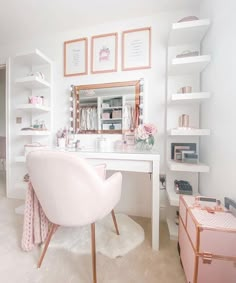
[
  {"left": 21, "top": 164, "right": 106, "bottom": 251},
  {"left": 21, "top": 182, "right": 51, "bottom": 252}
]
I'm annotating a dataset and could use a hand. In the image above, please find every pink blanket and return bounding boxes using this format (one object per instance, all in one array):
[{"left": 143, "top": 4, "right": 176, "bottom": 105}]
[{"left": 21, "top": 182, "right": 51, "bottom": 251}]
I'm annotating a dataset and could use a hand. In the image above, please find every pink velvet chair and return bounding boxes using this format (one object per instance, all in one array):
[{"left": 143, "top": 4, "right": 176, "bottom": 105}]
[{"left": 26, "top": 150, "right": 122, "bottom": 283}]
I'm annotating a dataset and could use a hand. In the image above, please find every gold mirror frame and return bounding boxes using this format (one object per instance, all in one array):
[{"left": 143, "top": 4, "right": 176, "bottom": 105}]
[{"left": 70, "top": 80, "right": 143, "bottom": 134}]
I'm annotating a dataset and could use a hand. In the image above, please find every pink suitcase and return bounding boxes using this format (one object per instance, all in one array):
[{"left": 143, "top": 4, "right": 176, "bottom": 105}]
[{"left": 178, "top": 195, "right": 236, "bottom": 283}]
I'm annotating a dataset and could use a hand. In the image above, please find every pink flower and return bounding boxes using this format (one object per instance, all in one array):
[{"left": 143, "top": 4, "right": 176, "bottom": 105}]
[
  {"left": 143, "top": 124, "right": 157, "bottom": 135},
  {"left": 135, "top": 123, "right": 157, "bottom": 141}
]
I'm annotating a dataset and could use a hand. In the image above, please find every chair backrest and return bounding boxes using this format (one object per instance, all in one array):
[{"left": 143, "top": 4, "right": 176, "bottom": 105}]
[{"left": 26, "top": 150, "right": 110, "bottom": 226}]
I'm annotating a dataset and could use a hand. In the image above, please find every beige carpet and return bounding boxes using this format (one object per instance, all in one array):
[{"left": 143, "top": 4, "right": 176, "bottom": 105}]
[{"left": 0, "top": 173, "right": 185, "bottom": 283}]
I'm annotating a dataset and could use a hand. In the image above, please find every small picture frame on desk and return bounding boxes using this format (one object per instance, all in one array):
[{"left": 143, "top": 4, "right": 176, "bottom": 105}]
[{"left": 64, "top": 37, "right": 88, "bottom": 77}]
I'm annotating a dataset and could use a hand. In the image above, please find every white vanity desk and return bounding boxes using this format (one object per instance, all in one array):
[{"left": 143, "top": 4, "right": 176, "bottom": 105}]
[{"left": 64, "top": 147, "right": 160, "bottom": 251}]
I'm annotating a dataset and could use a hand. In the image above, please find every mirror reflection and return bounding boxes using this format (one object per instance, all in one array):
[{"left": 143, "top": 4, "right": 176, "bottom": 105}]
[{"left": 71, "top": 80, "right": 144, "bottom": 134}]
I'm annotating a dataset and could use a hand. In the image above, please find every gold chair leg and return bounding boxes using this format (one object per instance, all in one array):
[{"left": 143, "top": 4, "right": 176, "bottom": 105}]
[
  {"left": 111, "top": 210, "right": 120, "bottom": 235},
  {"left": 91, "top": 223, "right": 97, "bottom": 283},
  {"left": 37, "top": 223, "right": 58, "bottom": 268}
]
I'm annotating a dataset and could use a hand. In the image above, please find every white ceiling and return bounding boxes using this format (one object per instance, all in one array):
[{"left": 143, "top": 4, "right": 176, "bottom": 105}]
[{"left": 0, "top": 0, "right": 199, "bottom": 44}]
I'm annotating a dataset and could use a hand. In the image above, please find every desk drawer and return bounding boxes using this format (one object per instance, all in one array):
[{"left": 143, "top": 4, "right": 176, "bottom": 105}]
[{"left": 86, "top": 158, "right": 152, "bottom": 173}]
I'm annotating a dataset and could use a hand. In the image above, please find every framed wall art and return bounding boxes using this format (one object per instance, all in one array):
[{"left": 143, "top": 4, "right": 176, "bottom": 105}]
[
  {"left": 91, "top": 32, "right": 118, "bottom": 74},
  {"left": 122, "top": 27, "right": 151, "bottom": 71},
  {"left": 64, "top": 37, "right": 88, "bottom": 76}
]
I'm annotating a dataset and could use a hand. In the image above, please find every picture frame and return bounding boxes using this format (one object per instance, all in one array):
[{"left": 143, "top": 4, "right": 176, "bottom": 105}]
[
  {"left": 171, "top": 143, "right": 197, "bottom": 161},
  {"left": 91, "top": 32, "right": 118, "bottom": 74},
  {"left": 64, "top": 37, "right": 88, "bottom": 77},
  {"left": 122, "top": 27, "right": 151, "bottom": 71}
]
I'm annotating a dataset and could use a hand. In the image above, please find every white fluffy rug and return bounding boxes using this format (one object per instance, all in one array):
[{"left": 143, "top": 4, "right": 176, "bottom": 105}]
[{"left": 50, "top": 213, "right": 144, "bottom": 259}]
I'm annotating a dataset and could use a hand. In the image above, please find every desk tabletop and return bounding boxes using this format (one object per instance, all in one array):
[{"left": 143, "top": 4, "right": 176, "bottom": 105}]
[{"left": 56, "top": 146, "right": 160, "bottom": 161}]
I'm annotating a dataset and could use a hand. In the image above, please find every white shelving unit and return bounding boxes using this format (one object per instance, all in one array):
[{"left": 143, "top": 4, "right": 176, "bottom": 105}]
[
  {"left": 7, "top": 49, "right": 53, "bottom": 210},
  {"left": 165, "top": 19, "right": 211, "bottom": 240}
]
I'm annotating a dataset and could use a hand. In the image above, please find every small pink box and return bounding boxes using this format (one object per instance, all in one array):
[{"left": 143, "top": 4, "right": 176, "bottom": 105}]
[
  {"left": 28, "top": 96, "right": 42, "bottom": 105},
  {"left": 102, "top": 113, "right": 110, "bottom": 119}
]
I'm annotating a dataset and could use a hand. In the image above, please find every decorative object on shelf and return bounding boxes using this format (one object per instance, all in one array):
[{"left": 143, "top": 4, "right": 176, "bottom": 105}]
[
  {"left": 178, "top": 86, "right": 192, "bottom": 93},
  {"left": 135, "top": 123, "right": 157, "bottom": 150},
  {"left": 109, "top": 124, "right": 115, "bottom": 130},
  {"left": 182, "top": 152, "right": 199, "bottom": 164},
  {"left": 112, "top": 110, "right": 122, "bottom": 119},
  {"left": 91, "top": 32, "right": 118, "bottom": 74},
  {"left": 174, "top": 180, "right": 192, "bottom": 195},
  {"left": 179, "top": 114, "right": 190, "bottom": 128},
  {"left": 171, "top": 143, "right": 197, "bottom": 161},
  {"left": 102, "top": 112, "right": 110, "bottom": 119},
  {"left": 27, "top": 71, "right": 45, "bottom": 80},
  {"left": 28, "top": 95, "right": 45, "bottom": 105},
  {"left": 177, "top": 16, "right": 199, "bottom": 23},
  {"left": 122, "top": 27, "right": 151, "bottom": 71},
  {"left": 176, "top": 50, "right": 199, "bottom": 58},
  {"left": 64, "top": 37, "right": 88, "bottom": 76}
]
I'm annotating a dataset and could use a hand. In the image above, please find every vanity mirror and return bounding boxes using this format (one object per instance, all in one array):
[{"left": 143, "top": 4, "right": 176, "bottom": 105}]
[{"left": 70, "top": 79, "right": 144, "bottom": 134}]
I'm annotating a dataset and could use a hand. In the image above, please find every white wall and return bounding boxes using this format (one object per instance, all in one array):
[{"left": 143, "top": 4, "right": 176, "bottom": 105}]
[
  {"left": 0, "top": 68, "right": 6, "bottom": 136},
  {"left": 0, "top": 9, "right": 198, "bottom": 216},
  {"left": 199, "top": 0, "right": 236, "bottom": 202}
]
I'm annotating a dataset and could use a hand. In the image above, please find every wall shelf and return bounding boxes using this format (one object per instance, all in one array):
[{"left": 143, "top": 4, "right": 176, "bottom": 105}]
[
  {"left": 18, "top": 130, "right": 51, "bottom": 136},
  {"left": 14, "top": 49, "right": 52, "bottom": 66},
  {"left": 168, "top": 160, "right": 210, "bottom": 173},
  {"left": 166, "top": 188, "right": 180, "bottom": 206},
  {"left": 169, "top": 55, "right": 211, "bottom": 75},
  {"left": 16, "top": 104, "right": 50, "bottom": 113},
  {"left": 169, "top": 92, "right": 211, "bottom": 104},
  {"left": 15, "top": 76, "right": 50, "bottom": 89},
  {"left": 101, "top": 106, "right": 123, "bottom": 110},
  {"left": 166, "top": 218, "right": 178, "bottom": 240},
  {"left": 15, "top": 156, "right": 26, "bottom": 163},
  {"left": 168, "top": 128, "right": 210, "bottom": 136},
  {"left": 169, "top": 19, "right": 210, "bottom": 46},
  {"left": 101, "top": 118, "right": 122, "bottom": 121}
]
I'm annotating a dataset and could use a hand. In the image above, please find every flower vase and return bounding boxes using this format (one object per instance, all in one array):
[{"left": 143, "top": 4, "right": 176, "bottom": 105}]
[
  {"left": 136, "top": 136, "right": 154, "bottom": 151},
  {"left": 58, "top": 138, "right": 66, "bottom": 148}
]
